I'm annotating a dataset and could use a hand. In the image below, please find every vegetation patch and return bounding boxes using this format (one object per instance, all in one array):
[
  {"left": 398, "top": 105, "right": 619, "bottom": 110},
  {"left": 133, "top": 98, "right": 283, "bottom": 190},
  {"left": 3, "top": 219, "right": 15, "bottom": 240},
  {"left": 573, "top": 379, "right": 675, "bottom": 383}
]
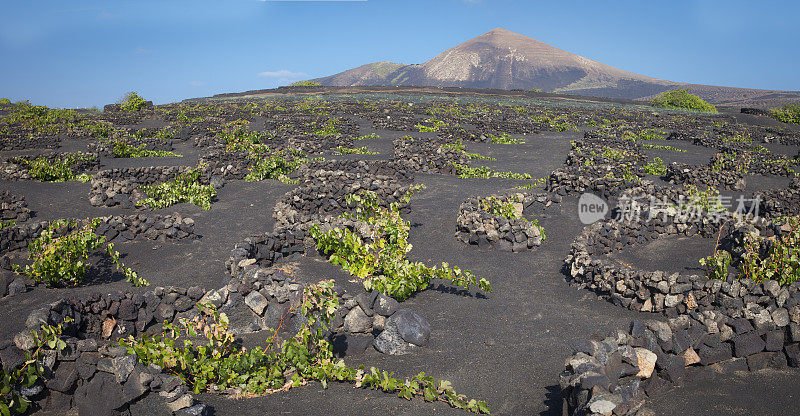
[
  {"left": 440, "top": 141, "right": 495, "bottom": 160},
  {"left": 353, "top": 133, "right": 380, "bottom": 141},
  {"left": 244, "top": 152, "right": 303, "bottom": 184},
  {"left": 0, "top": 320, "right": 69, "bottom": 415},
  {"left": 479, "top": 196, "right": 545, "bottom": 240},
  {"left": 621, "top": 128, "right": 666, "bottom": 141},
  {"left": 137, "top": 169, "right": 216, "bottom": 210},
  {"left": 643, "top": 157, "right": 667, "bottom": 175},
  {"left": 702, "top": 217, "right": 800, "bottom": 285},
  {"left": 649, "top": 89, "right": 716, "bottom": 112},
  {"left": 124, "top": 282, "right": 489, "bottom": 413},
  {"left": 15, "top": 218, "right": 146, "bottom": 287},
  {"left": 110, "top": 139, "right": 182, "bottom": 158},
  {"left": 451, "top": 163, "right": 532, "bottom": 180},
  {"left": 310, "top": 189, "right": 492, "bottom": 301},
  {"left": 642, "top": 144, "right": 687, "bottom": 153},
  {"left": 488, "top": 133, "right": 524, "bottom": 144},
  {"left": 770, "top": 103, "right": 800, "bottom": 125},
  {"left": 23, "top": 152, "right": 97, "bottom": 182},
  {"left": 288, "top": 80, "right": 322, "bottom": 87},
  {"left": 120, "top": 91, "right": 149, "bottom": 112},
  {"left": 415, "top": 118, "right": 447, "bottom": 132},
  {"left": 333, "top": 146, "right": 378, "bottom": 155},
  {"left": 0, "top": 101, "right": 80, "bottom": 136}
]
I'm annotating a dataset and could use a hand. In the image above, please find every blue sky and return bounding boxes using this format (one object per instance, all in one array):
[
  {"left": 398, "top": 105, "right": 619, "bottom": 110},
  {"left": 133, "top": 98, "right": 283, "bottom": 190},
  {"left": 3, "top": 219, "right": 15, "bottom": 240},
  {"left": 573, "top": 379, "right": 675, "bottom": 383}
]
[{"left": 1, "top": 0, "right": 798, "bottom": 108}]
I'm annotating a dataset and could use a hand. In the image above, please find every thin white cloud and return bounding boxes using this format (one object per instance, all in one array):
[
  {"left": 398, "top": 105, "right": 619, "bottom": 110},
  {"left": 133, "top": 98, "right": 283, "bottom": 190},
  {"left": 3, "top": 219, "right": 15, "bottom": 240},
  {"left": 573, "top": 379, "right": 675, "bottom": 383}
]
[
  {"left": 257, "top": 69, "right": 308, "bottom": 78},
  {"left": 188, "top": 81, "right": 206, "bottom": 87},
  {"left": 260, "top": 1, "right": 366, "bottom": 2},
  {"left": 134, "top": 47, "right": 152, "bottom": 55}
]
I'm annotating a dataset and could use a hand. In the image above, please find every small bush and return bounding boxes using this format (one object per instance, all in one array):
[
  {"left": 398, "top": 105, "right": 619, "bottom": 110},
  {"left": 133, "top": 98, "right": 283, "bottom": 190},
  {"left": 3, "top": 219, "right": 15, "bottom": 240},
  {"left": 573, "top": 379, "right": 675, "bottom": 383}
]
[
  {"left": 123, "top": 283, "right": 489, "bottom": 413},
  {"left": 137, "top": 169, "right": 216, "bottom": 210},
  {"left": 489, "top": 133, "right": 524, "bottom": 144},
  {"left": 25, "top": 152, "right": 97, "bottom": 182},
  {"left": 244, "top": 152, "right": 301, "bottom": 183},
  {"left": 643, "top": 157, "right": 667, "bottom": 175},
  {"left": 771, "top": 103, "right": 800, "bottom": 125},
  {"left": 0, "top": 97, "right": 11, "bottom": 105},
  {"left": 310, "top": 189, "right": 492, "bottom": 301},
  {"left": 451, "top": 163, "right": 532, "bottom": 180},
  {"left": 111, "top": 139, "right": 182, "bottom": 158},
  {"left": 649, "top": 89, "right": 716, "bottom": 112},
  {"left": 120, "top": 91, "right": 148, "bottom": 112},
  {"left": 16, "top": 219, "right": 146, "bottom": 287},
  {"left": 1, "top": 319, "right": 70, "bottom": 415},
  {"left": 333, "top": 146, "right": 378, "bottom": 155}
]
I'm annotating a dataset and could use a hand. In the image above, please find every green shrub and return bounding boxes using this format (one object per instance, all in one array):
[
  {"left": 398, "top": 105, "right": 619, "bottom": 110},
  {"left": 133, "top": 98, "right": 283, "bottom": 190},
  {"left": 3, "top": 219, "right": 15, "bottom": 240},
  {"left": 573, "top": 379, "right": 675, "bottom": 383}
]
[
  {"left": 479, "top": 196, "right": 546, "bottom": 240},
  {"left": 702, "top": 217, "right": 800, "bottom": 285},
  {"left": 621, "top": 128, "right": 666, "bottom": 141},
  {"left": 451, "top": 163, "right": 531, "bottom": 180},
  {"left": 288, "top": 80, "right": 322, "bottom": 87},
  {"left": 333, "top": 146, "right": 378, "bottom": 155},
  {"left": 649, "top": 89, "right": 716, "bottom": 112},
  {"left": 0, "top": 219, "right": 17, "bottom": 229},
  {"left": 120, "top": 91, "right": 148, "bottom": 112},
  {"left": 314, "top": 118, "right": 340, "bottom": 136},
  {"left": 111, "top": 139, "right": 182, "bottom": 158},
  {"left": 642, "top": 144, "right": 687, "bottom": 153},
  {"left": 738, "top": 217, "right": 800, "bottom": 284},
  {"left": 137, "top": 169, "right": 216, "bottom": 210},
  {"left": 0, "top": 97, "right": 11, "bottom": 105},
  {"left": 488, "top": 133, "right": 524, "bottom": 144},
  {"left": 244, "top": 152, "right": 301, "bottom": 183},
  {"left": 771, "top": 103, "right": 800, "bottom": 124},
  {"left": 16, "top": 219, "right": 146, "bottom": 287},
  {"left": 643, "top": 157, "right": 667, "bottom": 175},
  {"left": 415, "top": 118, "right": 447, "bottom": 133},
  {"left": 1, "top": 101, "right": 79, "bottom": 135},
  {"left": 354, "top": 133, "right": 380, "bottom": 141},
  {"left": 310, "top": 188, "right": 491, "bottom": 301},
  {"left": 1, "top": 319, "right": 70, "bottom": 415},
  {"left": 221, "top": 120, "right": 267, "bottom": 152},
  {"left": 25, "top": 152, "right": 96, "bottom": 182},
  {"left": 124, "top": 283, "right": 489, "bottom": 413}
]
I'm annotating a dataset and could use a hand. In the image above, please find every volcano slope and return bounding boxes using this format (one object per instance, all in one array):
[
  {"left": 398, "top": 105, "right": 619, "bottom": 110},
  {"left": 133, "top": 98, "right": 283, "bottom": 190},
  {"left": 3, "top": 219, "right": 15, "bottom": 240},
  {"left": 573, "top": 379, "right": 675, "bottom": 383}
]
[{"left": 0, "top": 91, "right": 799, "bottom": 416}]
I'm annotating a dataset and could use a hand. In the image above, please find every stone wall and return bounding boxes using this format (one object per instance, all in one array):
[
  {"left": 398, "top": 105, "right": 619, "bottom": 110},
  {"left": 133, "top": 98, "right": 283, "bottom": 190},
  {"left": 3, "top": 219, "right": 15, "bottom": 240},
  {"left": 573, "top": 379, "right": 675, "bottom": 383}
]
[
  {"left": 455, "top": 192, "right": 556, "bottom": 251},
  {"left": 0, "top": 152, "right": 100, "bottom": 181},
  {"left": 561, "top": 189, "right": 800, "bottom": 415},
  {"left": 0, "top": 214, "right": 197, "bottom": 300},
  {"left": 1, "top": 191, "right": 32, "bottom": 223},
  {"left": 89, "top": 166, "right": 216, "bottom": 208}
]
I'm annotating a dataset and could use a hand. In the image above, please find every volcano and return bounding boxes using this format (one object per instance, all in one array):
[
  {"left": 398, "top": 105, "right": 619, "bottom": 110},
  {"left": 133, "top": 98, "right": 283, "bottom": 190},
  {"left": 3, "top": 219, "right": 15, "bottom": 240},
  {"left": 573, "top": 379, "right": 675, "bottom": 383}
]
[{"left": 313, "top": 28, "right": 800, "bottom": 107}]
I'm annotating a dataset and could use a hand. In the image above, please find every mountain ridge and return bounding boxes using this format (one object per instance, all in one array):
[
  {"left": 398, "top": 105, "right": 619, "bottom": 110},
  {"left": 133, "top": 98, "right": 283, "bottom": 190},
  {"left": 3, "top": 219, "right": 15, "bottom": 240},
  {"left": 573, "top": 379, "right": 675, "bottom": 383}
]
[{"left": 313, "top": 28, "right": 800, "bottom": 107}]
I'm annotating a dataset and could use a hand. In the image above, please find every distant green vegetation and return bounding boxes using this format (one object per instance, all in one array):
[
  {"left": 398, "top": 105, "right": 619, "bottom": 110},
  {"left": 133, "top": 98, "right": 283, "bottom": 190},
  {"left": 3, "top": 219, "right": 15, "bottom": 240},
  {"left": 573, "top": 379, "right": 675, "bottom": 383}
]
[
  {"left": 120, "top": 91, "right": 148, "bottom": 112},
  {"left": 771, "top": 103, "right": 800, "bottom": 124},
  {"left": 451, "top": 163, "right": 531, "bottom": 180},
  {"left": 0, "top": 98, "right": 11, "bottom": 105},
  {"left": 289, "top": 80, "right": 322, "bottom": 87},
  {"left": 333, "top": 146, "right": 378, "bottom": 155},
  {"left": 489, "top": 133, "right": 524, "bottom": 144},
  {"left": 1, "top": 101, "right": 79, "bottom": 135},
  {"left": 621, "top": 128, "right": 666, "bottom": 141},
  {"left": 642, "top": 144, "right": 687, "bottom": 153},
  {"left": 354, "top": 133, "right": 380, "bottom": 141},
  {"left": 649, "top": 89, "right": 716, "bottom": 112}
]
